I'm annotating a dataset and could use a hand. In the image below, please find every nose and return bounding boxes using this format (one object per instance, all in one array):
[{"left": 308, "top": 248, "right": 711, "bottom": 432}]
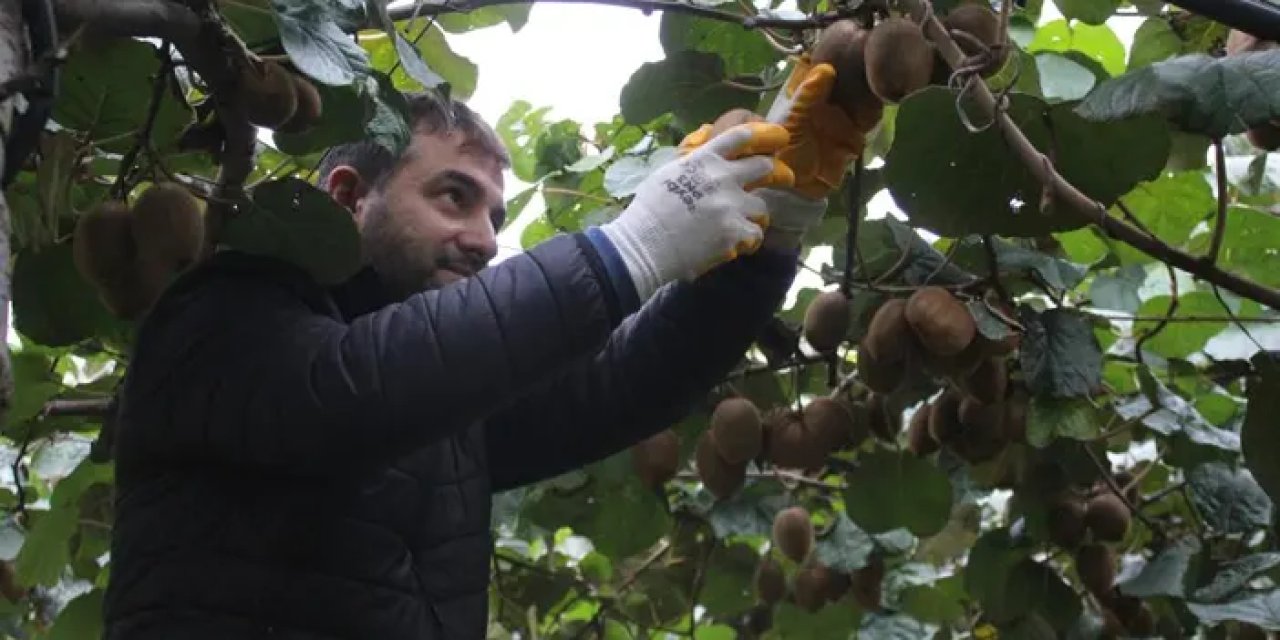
[{"left": 456, "top": 212, "right": 498, "bottom": 267}]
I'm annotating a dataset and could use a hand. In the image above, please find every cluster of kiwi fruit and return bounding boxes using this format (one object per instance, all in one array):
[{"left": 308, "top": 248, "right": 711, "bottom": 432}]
[
  {"left": 752, "top": 506, "right": 886, "bottom": 614},
  {"left": 1225, "top": 30, "right": 1280, "bottom": 151},
  {"left": 235, "top": 58, "right": 324, "bottom": 133},
  {"left": 855, "top": 286, "right": 1025, "bottom": 464},
  {"left": 72, "top": 183, "right": 206, "bottom": 320},
  {"left": 808, "top": 1, "right": 1004, "bottom": 126}
]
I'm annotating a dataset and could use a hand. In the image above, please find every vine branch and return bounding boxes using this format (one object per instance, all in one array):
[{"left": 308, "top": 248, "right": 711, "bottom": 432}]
[
  {"left": 40, "top": 397, "right": 113, "bottom": 417},
  {"left": 387, "top": 0, "right": 851, "bottom": 29}
]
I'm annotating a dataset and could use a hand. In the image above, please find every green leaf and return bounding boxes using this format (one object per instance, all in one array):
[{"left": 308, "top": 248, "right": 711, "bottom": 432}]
[
  {"left": 813, "top": 512, "right": 876, "bottom": 573},
  {"left": 48, "top": 588, "right": 104, "bottom": 640},
  {"left": 1028, "top": 20, "right": 1127, "bottom": 77},
  {"left": 1114, "top": 373, "right": 1241, "bottom": 453},
  {"left": 1193, "top": 552, "right": 1280, "bottom": 602},
  {"left": 272, "top": 81, "right": 372, "bottom": 156},
  {"left": 996, "top": 559, "right": 1082, "bottom": 631},
  {"left": 1133, "top": 292, "right": 1229, "bottom": 359},
  {"left": 619, "top": 51, "right": 760, "bottom": 129},
  {"left": 1017, "top": 308, "right": 1104, "bottom": 398},
  {"left": 1186, "top": 206, "right": 1280, "bottom": 288},
  {"left": 1035, "top": 53, "right": 1097, "bottom": 101},
  {"left": 1051, "top": 0, "right": 1117, "bottom": 25},
  {"left": 1118, "top": 535, "right": 1199, "bottom": 599},
  {"left": 699, "top": 542, "right": 757, "bottom": 617},
  {"left": 272, "top": 1, "right": 372, "bottom": 86},
  {"left": 1109, "top": 171, "right": 1215, "bottom": 265},
  {"left": 964, "top": 529, "right": 1029, "bottom": 622},
  {"left": 603, "top": 148, "right": 680, "bottom": 197},
  {"left": 496, "top": 100, "right": 553, "bottom": 183},
  {"left": 899, "top": 580, "right": 966, "bottom": 626},
  {"left": 1089, "top": 264, "right": 1146, "bottom": 313},
  {"left": 659, "top": 13, "right": 781, "bottom": 76},
  {"left": 1026, "top": 396, "right": 1103, "bottom": 447},
  {"left": 843, "top": 447, "right": 953, "bottom": 538},
  {"left": 1128, "top": 17, "right": 1185, "bottom": 70},
  {"left": 400, "top": 21, "right": 479, "bottom": 100},
  {"left": 1186, "top": 462, "right": 1274, "bottom": 534},
  {"left": 532, "top": 120, "right": 586, "bottom": 180},
  {"left": 435, "top": 5, "right": 530, "bottom": 32},
  {"left": 1243, "top": 355, "right": 1280, "bottom": 508},
  {"left": 1077, "top": 50, "right": 1280, "bottom": 139},
  {"left": 857, "top": 612, "right": 932, "bottom": 638},
  {"left": 704, "top": 486, "right": 790, "bottom": 539},
  {"left": 222, "top": 177, "right": 363, "bottom": 285},
  {"left": 12, "top": 242, "right": 133, "bottom": 348},
  {"left": 883, "top": 88, "right": 1168, "bottom": 238},
  {"left": 772, "top": 600, "right": 862, "bottom": 639},
  {"left": 14, "top": 507, "right": 76, "bottom": 587},
  {"left": 520, "top": 217, "right": 558, "bottom": 249},
  {"left": 54, "top": 38, "right": 193, "bottom": 154},
  {"left": 367, "top": 73, "right": 413, "bottom": 156},
  {"left": 1186, "top": 590, "right": 1280, "bottom": 630}
]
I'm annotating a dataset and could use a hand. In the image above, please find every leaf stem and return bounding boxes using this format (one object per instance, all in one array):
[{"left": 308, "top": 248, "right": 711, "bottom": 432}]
[{"left": 1209, "top": 138, "right": 1230, "bottom": 265}]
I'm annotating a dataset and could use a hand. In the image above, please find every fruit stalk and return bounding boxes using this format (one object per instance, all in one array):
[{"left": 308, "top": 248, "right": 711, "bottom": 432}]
[{"left": 898, "top": 0, "right": 1280, "bottom": 311}]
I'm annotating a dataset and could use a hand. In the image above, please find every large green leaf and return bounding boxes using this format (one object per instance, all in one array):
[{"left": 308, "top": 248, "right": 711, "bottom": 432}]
[
  {"left": 1185, "top": 206, "right": 1280, "bottom": 288},
  {"left": 272, "top": 0, "right": 372, "bottom": 86},
  {"left": 964, "top": 530, "right": 1030, "bottom": 623},
  {"left": 221, "top": 177, "right": 363, "bottom": 285},
  {"left": 14, "top": 507, "right": 76, "bottom": 588},
  {"left": 1114, "top": 372, "right": 1241, "bottom": 453},
  {"left": 813, "top": 512, "right": 876, "bottom": 573},
  {"left": 12, "top": 242, "right": 132, "bottom": 348},
  {"left": 1186, "top": 462, "right": 1274, "bottom": 535},
  {"left": 1187, "top": 590, "right": 1280, "bottom": 630},
  {"left": 435, "top": 5, "right": 530, "bottom": 32},
  {"left": 53, "top": 38, "right": 193, "bottom": 154},
  {"left": 1133, "top": 292, "right": 1230, "bottom": 359},
  {"left": 619, "top": 51, "right": 760, "bottom": 129},
  {"left": 659, "top": 13, "right": 781, "bottom": 76},
  {"left": 378, "top": 20, "right": 479, "bottom": 100},
  {"left": 1108, "top": 171, "right": 1215, "bottom": 265},
  {"left": 843, "top": 448, "right": 953, "bottom": 538},
  {"left": 1051, "top": 0, "right": 1117, "bottom": 25},
  {"left": 1077, "top": 50, "right": 1280, "bottom": 139},
  {"left": 48, "top": 588, "right": 104, "bottom": 640},
  {"left": 1017, "top": 308, "right": 1104, "bottom": 398},
  {"left": 495, "top": 100, "right": 554, "bottom": 183},
  {"left": 772, "top": 601, "right": 862, "bottom": 639},
  {"left": 1026, "top": 396, "right": 1105, "bottom": 447},
  {"left": 1128, "top": 17, "right": 1185, "bottom": 70},
  {"left": 1193, "top": 552, "right": 1280, "bottom": 602},
  {"left": 272, "top": 81, "right": 373, "bottom": 156},
  {"left": 1028, "top": 20, "right": 1126, "bottom": 77},
  {"left": 883, "top": 88, "right": 1168, "bottom": 238},
  {"left": 1118, "top": 535, "right": 1199, "bottom": 599},
  {"left": 1243, "top": 355, "right": 1280, "bottom": 509},
  {"left": 698, "top": 542, "right": 757, "bottom": 617}
]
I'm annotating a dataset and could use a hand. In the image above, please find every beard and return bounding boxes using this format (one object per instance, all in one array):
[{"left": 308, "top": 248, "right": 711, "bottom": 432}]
[{"left": 358, "top": 199, "right": 475, "bottom": 298}]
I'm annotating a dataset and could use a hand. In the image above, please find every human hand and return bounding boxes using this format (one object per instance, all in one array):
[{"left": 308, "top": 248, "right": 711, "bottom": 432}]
[{"left": 596, "top": 122, "right": 794, "bottom": 301}]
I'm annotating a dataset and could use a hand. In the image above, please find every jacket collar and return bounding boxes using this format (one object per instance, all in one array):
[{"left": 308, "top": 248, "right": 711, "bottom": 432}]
[{"left": 327, "top": 266, "right": 405, "bottom": 320}]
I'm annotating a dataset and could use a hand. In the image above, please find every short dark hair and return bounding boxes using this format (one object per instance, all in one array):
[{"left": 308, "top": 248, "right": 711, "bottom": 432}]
[{"left": 315, "top": 91, "right": 510, "bottom": 192}]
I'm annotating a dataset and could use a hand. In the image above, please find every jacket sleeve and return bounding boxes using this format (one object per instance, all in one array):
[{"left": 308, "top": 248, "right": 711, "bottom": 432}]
[
  {"left": 116, "top": 233, "right": 640, "bottom": 477},
  {"left": 484, "top": 245, "right": 800, "bottom": 492}
]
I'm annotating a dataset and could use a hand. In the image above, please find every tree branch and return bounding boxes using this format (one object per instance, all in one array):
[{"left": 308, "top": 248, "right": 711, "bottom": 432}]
[
  {"left": 387, "top": 0, "right": 847, "bottom": 29},
  {"left": 40, "top": 397, "right": 112, "bottom": 418},
  {"left": 900, "top": 0, "right": 1280, "bottom": 311}
]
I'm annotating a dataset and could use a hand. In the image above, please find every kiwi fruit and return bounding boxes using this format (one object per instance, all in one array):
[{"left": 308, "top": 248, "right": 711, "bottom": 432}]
[
  {"left": 0, "top": 561, "right": 23, "bottom": 603},
  {"left": 959, "top": 357, "right": 1007, "bottom": 406},
  {"left": 772, "top": 506, "right": 814, "bottom": 563},
  {"left": 850, "top": 557, "right": 884, "bottom": 612},
  {"left": 73, "top": 200, "right": 138, "bottom": 291},
  {"left": 1122, "top": 602, "right": 1157, "bottom": 636},
  {"left": 810, "top": 20, "right": 885, "bottom": 131},
  {"left": 1002, "top": 386, "right": 1029, "bottom": 443},
  {"left": 793, "top": 562, "right": 832, "bottom": 612},
  {"left": 804, "top": 290, "right": 851, "bottom": 352},
  {"left": 710, "top": 107, "right": 763, "bottom": 138},
  {"left": 1075, "top": 543, "right": 1116, "bottom": 597},
  {"left": 754, "top": 556, "right": 787, "bottom": 604},
  {"left": 278, "top": 74, "right": 324, "bottom": 134},
  {"left": 802, "top": 396, "right": 861, "bottom": 451},
  {"left": 1247, "top": 122, "right": 1280, "bottom": 151},
  {"left": 906, "top": 403, "right": 939, "bottom": 456},
  {"left": 1084, "top": 492, "right": 1131, "bottom": 542},
  {"left": 952, "top": 397, "right": 1007, "bottom": 464},
  {"left": 942, "top": 3, "right": 1005, "bottom": 75},
  {"left": 865, "top": 17, "right": 936, "bottom": 103},
  {"left": 824, "top": 569, "right": 851, "bottom": 602},
  {"left": 631, "top": 430, "right": 680, "bottom": 489},
  {"left": 1047, "top": 493, "right": 1088, "bottom": 548},
  {"left": 863, "top": 298, "right": 914, "bottom": 365},
  {"left": 696, "top": 431, "right": 747, "bottom": 500},
  {"left": 131, "top": 182, "right": 205, "bottom": 272},
  {"left": 765, "top": 410, "right": 832, "bottom": 470},
  {"left": 927, "top": 388, "right": 964, "bottom": 445},
  {"left": 238, "top": 60, "right": 299, "bottom": 128},
  {"left": 711, "top": 397, "right": 764, "bottom": 465},
  {"left": 905, "top": 287, "right": 977, "bottom": 357},
  {"left": 857, "top": 339, "right": 904, "bottom": 394}
]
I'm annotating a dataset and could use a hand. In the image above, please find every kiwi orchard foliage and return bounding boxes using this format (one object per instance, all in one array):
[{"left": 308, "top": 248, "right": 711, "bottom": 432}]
[{"left": 3, "top": 0, "right": 1280, "bottom": 638}]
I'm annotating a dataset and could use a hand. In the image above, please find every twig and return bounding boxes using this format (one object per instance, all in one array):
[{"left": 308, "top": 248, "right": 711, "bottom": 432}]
[
  {"left": 1209, "top": 138, "right": 1230, "bottom": 265},
  {"left": 677, "top": 468, "right": 844, "bottom": 490},
  {"left": 723, "top": 352, "right": 829, "bottom": 380},
  {"left": 1085, "top": 312, "right": 1280, "bottom": 323},
  {"left": 113, "top": 40, "right": 174, "bottom": 200},
  {"left": 981, "top": 235, "right": 1008, "bottom": 301},
  {"left": 1134, "top": 262, "right": 1178, "bottom": 366},
  {"left": 898, "top": 0, "right": 1280, "bottom": 311},
  {"left": 842, "top": 155, "right": 864, "bottom": 298},
  {"left": 1142, "top": 481, "right": 1185, "bottom": 507},
  {"left": 1211, "top": 285, "right": 1274, "bottom": 359}
]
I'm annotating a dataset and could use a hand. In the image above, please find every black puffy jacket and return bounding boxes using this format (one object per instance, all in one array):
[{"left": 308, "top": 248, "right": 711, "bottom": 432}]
[{"left": 102, "top": 231, "right": 798, "bottom": 639}]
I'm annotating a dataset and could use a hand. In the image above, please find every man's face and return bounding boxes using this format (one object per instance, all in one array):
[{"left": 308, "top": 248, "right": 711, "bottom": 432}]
[{"left": 351, "top": 130, "right": 507, "bottom": 297}]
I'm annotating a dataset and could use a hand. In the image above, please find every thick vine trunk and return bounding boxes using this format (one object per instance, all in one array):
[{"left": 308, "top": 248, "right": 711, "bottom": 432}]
[{"left": 0, "top": 3, "right": 26, "bottom": 425}]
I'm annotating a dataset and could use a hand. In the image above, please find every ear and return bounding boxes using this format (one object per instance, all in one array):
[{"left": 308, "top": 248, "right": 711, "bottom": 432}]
[{"left": 322, "top": 165, "right": 369, "bottom": 215}]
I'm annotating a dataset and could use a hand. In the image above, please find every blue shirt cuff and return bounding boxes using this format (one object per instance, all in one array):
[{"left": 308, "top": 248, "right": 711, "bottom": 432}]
[{"left": 583, "top": 226, "right": 642, "bottom": 316}]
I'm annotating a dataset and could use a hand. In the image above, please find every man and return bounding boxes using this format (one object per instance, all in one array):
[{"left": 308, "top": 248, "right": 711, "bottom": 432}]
[{"left": 102, "top": 57, "right": 857, "bottom": 639}]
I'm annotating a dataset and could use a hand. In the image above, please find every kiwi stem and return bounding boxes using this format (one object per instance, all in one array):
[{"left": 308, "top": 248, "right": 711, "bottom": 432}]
[
  {"left": 841, "top": 155, "right": 864, "bottom": 298},
  {"left": 980, "top": 236, "right": 1009, "bottom": 302},
  {"left": 1134, "top": 261, "right": 1178, "bottom": 367},
  {"left": 900, "top": 0, "right": 1280, "bottom": 311},
  {"left": 113, "top": 42, "right": 176, "bottom": 200}
]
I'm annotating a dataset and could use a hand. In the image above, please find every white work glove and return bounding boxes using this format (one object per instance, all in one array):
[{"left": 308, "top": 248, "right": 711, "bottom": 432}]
[
  {"left": 597, "top": 122, "right": 795, "bottom": 302},
  {"left": 757, "top": 187, "right": 828, "bottom": 251}
]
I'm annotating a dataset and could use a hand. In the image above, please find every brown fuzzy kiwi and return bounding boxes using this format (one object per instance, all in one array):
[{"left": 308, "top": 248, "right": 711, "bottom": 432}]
[
  {"left": 696, "top": 431, "right": 747, "bottom": 500},
  {"left": 906, "top": 403, "right": 939, "bottom": 456},
  {"left": 793, "top": 562, "right": 832, "bottom": 612},
  {"left": 0, "top": 561, "right": 23, "bottom": 603},
  {"left": 864, "top": 17, "right": 936, "bottom": 103},
  {"left": 959, "top": 357, "right": 1007, "bottom": 406},
  {"left": 1122, "top": 602, "right": 1157, "bottom": 637},
  {"left": 754, "top": 556, "right": 787, "bottom": 604},
  {"left": 804, "top": 290, "right": 851, "bottom": 352},
  {"left": 710, "top": 107, "right": 764, "bottom": 138},
  {"left": 942, "top": 3, "right": 1005, "bottom": 75},
  {"left": 1111, "top": 470, "right": 1141, "bottom": 505},
  {"left": 810, "top": 20, "right": 885, "bottom": 131},
  {"left": 772, "top": 506, "right": 814, "bottom": 563},
  {"left": 802, "top": 396, "right": 861, "bottom": 451},
  {"left": 631, "top": 430, "right": 680, "bottom": 489},
  {"left": 927, "top": 388, "right": 964, "bottom": 445},
  {"left": 824, "top": 569, "right": 851, "bottom": 602},
  {"left": 1002, "top": 386, "right": 1029, "bottom": 443},
  {"left": 711, "top": 397, "right": 764, "bottom": 465},
  {"left": 922, "top": 333, "right": 987, "bottom": 379},
  {"left": 905, "top": 286, "right": 977, "bottom": 357},
  {"left": 1075, "top": 543, "right": 1116, "bottom": 598},
  {"left": 952, "top": 397, "right": 1007, "bottom": 464},
  {"left": 857, "top": 339, "right": 904, "bottom": 394},
  {"left": 1084, "top": 492, "right": 1131, "bottom": 542},
  {"left": 1047, "top": 493, "right": 1088, "bottom": 549},
  {"left": 131, "top": 182, "right": 205, "bottom": 272},
  {"left": 1247, "top": 122, "right": 1280, "bottom": 151},
  {"left": 238, "top": 60, "right": 299, "bottom": 128},
  {"left": 850, "top": 557, "right": 884, "bottom": 612},
  {"left": 278, "top": 74, "right": 324, "bottom": 134},
  {"left": 863, "top": 298, "right": 914, "bottom": 365},
  {"left": 73, "top": 201, "right": 138, "bottom": 291},
  {"left": 765, "top": 410, "right": 832, "bottom": 470}
]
